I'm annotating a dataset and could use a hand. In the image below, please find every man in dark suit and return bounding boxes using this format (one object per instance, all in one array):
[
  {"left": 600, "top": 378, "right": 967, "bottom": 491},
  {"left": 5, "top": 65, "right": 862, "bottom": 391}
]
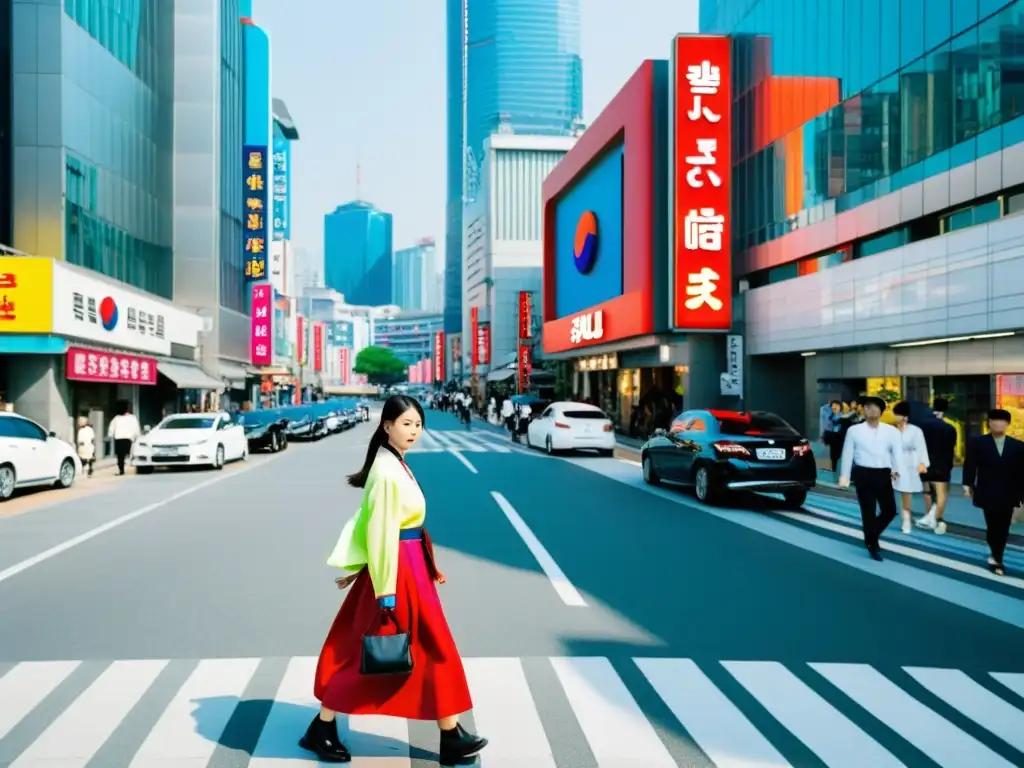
[
  {"left": 917, "top": 397, "right": 958, "bottom": 534},
  {"left": 962, "top": 408, "right": 1024, "bottom": 576}
]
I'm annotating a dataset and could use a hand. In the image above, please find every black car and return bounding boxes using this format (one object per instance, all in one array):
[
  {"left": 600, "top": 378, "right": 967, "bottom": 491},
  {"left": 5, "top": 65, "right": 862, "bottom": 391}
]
[
  {"left": 640, "top": 409, "right": 816, "bottom": 508},
  {"left": 282, "top": 404, "right": 329, "bottom": 440},
  {"left": 235, "top": 409, "right": 288, "bottom": 452}
]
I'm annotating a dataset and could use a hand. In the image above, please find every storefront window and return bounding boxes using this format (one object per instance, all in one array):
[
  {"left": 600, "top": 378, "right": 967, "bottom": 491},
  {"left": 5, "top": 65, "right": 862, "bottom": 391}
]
[{"left": 996, "top": 374, "right": 1024, "bottom": 440}]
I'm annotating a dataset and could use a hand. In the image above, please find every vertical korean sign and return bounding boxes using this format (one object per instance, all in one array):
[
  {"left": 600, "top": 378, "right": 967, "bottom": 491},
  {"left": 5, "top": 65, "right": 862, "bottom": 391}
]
[
  {"left": 271, "top": 135, "right": 290, "bottom": 241},
  {"left": 243, "top": 146, "right": 268, "bottom": 282},
  {"left": 433, "top": 331, "right": 446, "bottom": 383},
  {"left": 250, "top": 284, "right": 273, "bottom": 366},
  {"left": 338, "top": 347, "right": 350, "bottom": 385},
  {"left": 313, "top": 322, "right": 324, "bottom": 372},
  {"left": 517, "top": 290, "right": 532, "bottom": 341},
  {"left": 477, "top": 323, "right": 490, "bottom": 366},
  {"left": 469, "top": 306, "right": 479, "bottom": 368},
  {"left": 296, "top": 316, "right": 306, "bottom": 365},
  {"left": 518, "top": 344, "right": 532, "bottom": 394},
  {"left": 671, "top": 35, "right": 732, "bottom": 330}
]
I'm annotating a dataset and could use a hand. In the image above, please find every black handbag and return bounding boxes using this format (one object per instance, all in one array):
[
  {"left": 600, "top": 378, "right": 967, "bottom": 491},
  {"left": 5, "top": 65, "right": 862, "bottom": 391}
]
[{"left": 360, "top": 611, "right": 413, "bottom": 676}]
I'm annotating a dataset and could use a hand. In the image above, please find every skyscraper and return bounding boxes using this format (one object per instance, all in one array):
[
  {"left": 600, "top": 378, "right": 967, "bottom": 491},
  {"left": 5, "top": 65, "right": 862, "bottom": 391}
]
[
  {"left": 444, "top": 0, "right": 583, "bottom": 337},
  {"left": 323, "top": 201, "right": 394, "bottom": 307},
  {"left": 393, "top": 239, "right": 443, "bottom": 313}
]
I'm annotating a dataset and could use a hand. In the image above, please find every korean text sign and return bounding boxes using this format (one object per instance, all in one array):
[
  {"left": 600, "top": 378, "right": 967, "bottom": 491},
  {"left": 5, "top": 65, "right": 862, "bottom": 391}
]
[
  {"left": 433, "top": 331, "right": 446, "bottom": 382},
  {"left": 518, "top": 290, "right": 532, "bottom": 340},
  {"left": 67, "top": 346, "right": 157, "bottom": 385},
  {"left": 672, "top": 35, "right": 732, "bottom": 330},
  {"left": 470, "top": 306, "right": 479, "bottom": 368},
  {"left": 339, "top": 347, "right": 350, "bottom": 385},
  {"left": 0, "top": 257, "right": 53, "bottom": 333},
  {"left": 250, "top": 283, "right": 273, "bottom": 366},
  {"left": 272, "top": 135, "right": 290, "bottom": 241},
  {"left": 313, "top": 322, "right": 324, "bottom": 372},
  {"left": 296, "top": 316, "right": 306, "bottom": 364},
  {"left": 518, "top": 344, "right": 532, "bottom": 394},
  {"left": 477, "top": 323, "right": 490, "bottom": 366},
  {"left": 243, "top": 146, "right": 269, "bottom": 282}
]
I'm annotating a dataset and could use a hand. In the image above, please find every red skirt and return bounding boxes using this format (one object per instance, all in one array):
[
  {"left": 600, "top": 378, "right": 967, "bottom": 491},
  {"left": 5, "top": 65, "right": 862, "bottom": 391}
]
[{"left": 314, "top": 532, "right": 473, "bottom": 720}]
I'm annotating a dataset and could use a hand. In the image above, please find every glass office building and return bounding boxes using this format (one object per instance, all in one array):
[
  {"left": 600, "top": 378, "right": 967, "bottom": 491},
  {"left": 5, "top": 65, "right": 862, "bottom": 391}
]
[
  {"left": 323, "top": 201, "right": 394, "bottom": 307},
  {"left": 219, "top": 0, "right": 245, "bottom": 314},
  {"left": 0, "top": 0, "right": 10, "bottom": 246},
  {"left": 393, "top": 240, "right": 443, "bottom": 313},
  {"left": 704, "top": 0, "right": 1024, "bottom": 445}
]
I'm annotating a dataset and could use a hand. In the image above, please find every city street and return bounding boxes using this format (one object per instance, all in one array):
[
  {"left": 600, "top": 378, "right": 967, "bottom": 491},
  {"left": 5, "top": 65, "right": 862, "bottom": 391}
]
[{"left": 0, "top": 410, "right": 1022, "bottom": 767}]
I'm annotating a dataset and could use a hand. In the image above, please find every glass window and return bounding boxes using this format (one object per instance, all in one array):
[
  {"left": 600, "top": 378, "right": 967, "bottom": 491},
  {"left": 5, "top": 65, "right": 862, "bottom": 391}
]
[
  {"left": 0, "top": 418, "right": 18, "bottom": 438},
  {"left": 900, "top": 0, "right": 926, "bottom": 66},
  {"left": 562, "top": 409, "right": 609, "bottom": 420},
  {"left": 880, "top": 1, "right": 901, "bottom": 78},
  {"left": 716, "top": 413, "right": 799, "bottom": 436},
  {"left": 159, "top": 417, "right": 216, "bottom": 430},
  {"left": 8, "top": 417, "right": 47, "bottom": 441},
  {"left": 952, "top": 0, "right": 980, "bottom": 35},
  {"left": 926, "top": 0, "right": 953, "bottom": 53}
]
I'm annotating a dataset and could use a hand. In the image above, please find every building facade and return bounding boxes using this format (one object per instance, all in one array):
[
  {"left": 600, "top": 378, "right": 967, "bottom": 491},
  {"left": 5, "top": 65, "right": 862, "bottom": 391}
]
[
  {"left": 444, "top": 0, "right": 585, "bottom": 337},
  {"left": 0, "top": 0, "right": 11, "bottom": 247},
  {"left": 393, "top": 238, "right": 443, "bottom": 313},
  {"left": 463, "top": 134, "right": 574, "bottom": 383},
  {"left": 374, "top": 311, "right": 444, "bottom": 366},
  {"left": 702, "top": 0, "right": 1024, "bottom": 446},
  {"left": 323, "top": 201, "right": 394, "bottom": 306}
]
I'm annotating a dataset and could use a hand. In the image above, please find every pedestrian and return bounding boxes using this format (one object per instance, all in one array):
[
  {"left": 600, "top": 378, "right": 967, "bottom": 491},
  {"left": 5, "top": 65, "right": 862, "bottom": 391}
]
[
  {"left": 891, "top": 401, "right": 930, "bottom": 534},
  {"left": 501, "top": 397, "right": 515, "bottom": 436},
  {"left": 307, "top": 394, "right": 488, "bottom": 764},
  {"left": 821, "top": 399, "right": 843, "bottom": 471},
  {"left": 75, "top": 414, "right": 95, "bottom": 477},
  {"left": 838, "top": 396, "right": 901, "bottom": 561},
  {"left": 107, "top": 401, "right": 140, "bottom": 475},
  {"left": 961, "top": 408, "right": 1024, "bottom": 577},
  {"left": 916, "top": 397, "right": 957, "bottom": 535}
]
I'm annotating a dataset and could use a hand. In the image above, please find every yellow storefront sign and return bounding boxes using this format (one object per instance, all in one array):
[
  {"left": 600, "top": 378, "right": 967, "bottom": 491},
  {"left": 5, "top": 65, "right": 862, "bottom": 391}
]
[{"left": 0, "top": 256, "right": 54, "bottom": 333}]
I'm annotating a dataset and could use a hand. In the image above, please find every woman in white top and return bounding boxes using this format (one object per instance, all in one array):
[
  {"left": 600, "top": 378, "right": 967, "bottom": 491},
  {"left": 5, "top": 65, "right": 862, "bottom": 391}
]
[
  {"left": 76, "top": 415, "right": 96, "bottom": 477},
  {"left": 892, "top": 401, "right": 930, "bottom": 533},
  {"left": 107, "top": 401, "right": 140, "bottom": 476}
]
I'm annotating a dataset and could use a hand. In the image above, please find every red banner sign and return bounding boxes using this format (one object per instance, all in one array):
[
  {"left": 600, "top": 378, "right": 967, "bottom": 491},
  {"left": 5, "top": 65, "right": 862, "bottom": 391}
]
[
  {"left": 313, "top": 322, "right": 324, "bottom": 371},
  {"left": 517, "top": 344, "right": 532, "bottom": 394},
  {"left": 433, "top": 331, "right": 446, "bottom": 382},
  {"left": 469, "top": 307, "right": 479, "bottom": 368},
  {"left": 339, "top": 347, "right": 350, "bottom": 385},
  {"left": 672, "top": 35, "right": 732, "bottom": 331},
  {"left": 477, "top": 323, "right": 490, "bottom": 366},
  {"left": 66, "top": 346, "right": 158, "bottom": 385},
  {"left": 518, "top": 290, "right": 532, "bottom": 340},
  {"left": 296, "top": 315, "right": 305, "bottom": 364},
  {"left": 250, "top": 283, "right": 273, "bottom": 366}
]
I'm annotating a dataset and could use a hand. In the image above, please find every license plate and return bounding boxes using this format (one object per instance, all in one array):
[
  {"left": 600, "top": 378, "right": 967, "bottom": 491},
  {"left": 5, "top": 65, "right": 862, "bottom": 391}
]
[
  {"left": 756, "top": 448, "right": 786, "bottom": 460},
  {"left": 154, "top": 448, "right": 179, "bottom": 457}
]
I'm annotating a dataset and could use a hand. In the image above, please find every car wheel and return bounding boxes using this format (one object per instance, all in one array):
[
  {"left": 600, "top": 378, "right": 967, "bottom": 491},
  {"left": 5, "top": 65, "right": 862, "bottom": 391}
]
[
  {"left": 57, "top": 458, "right": 76, "bottom": 489},
  {"left": 0, "top": 464, "right": 15, "bottom": 500},
  {"left": 270, "top": 432, "right": 279, "bottom": 452},
  {"left": 783, "top": 489, "right": 808, "bottom": 510},
  {"left": 137, "top": 466, "right": 154, "bottom": 475},
  {"left": 241, "top": 444, "right": 248, "bottom": 461},
  {"left": 545, "top": 436, "right": 554, "bottom": 455},
  {"left": 599, "top": 448, "right": 614, "bottom": 457},
  {"left": 214, "top": 445, "right": 225, "bottom": 470},
  {"left": 642, "top": 455, "right": 660, "bottom": 485},
  {"left": 694, "top": 465, "right": 718, "bottom": 504}
]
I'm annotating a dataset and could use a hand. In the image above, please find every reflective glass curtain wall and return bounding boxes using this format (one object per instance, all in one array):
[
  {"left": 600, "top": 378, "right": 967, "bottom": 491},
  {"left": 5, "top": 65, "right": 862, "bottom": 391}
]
[
  {"left": 323, "top": 202, "right": 394, "bottom": 307},
  {"left": 61, "top": 0, "right": 174, "bottom": 298},
  {"left": 444, "top": 0, "right": 465, "bottom": 335},
  {"left": 219, "top": 0, "right": 244, "bottom": 313},
  {"left": 0, "top": 0, "right": 10, "bottom": 246},
  {"left": 701, "top": 0, "right": 1024, "bottom": 253}
]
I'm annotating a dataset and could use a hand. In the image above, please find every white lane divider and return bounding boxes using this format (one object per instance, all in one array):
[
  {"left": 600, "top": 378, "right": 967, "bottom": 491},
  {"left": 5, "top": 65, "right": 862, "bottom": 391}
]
[
  {"left": 490, "top": 491, "right": 587, "bottom": 607},
  {"left": 449, "top": 450, "right": 478, "bottom": 474}
]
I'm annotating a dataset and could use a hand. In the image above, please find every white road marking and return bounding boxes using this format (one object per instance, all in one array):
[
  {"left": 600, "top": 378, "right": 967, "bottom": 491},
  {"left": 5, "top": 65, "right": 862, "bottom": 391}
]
[
  {"left": 636, "top": 658, "right": 789, "bottom": 768},
  {"left": 490, "top": 491, "right": 586, "bottom": 607},
  {"left": 465, "top": 657, "right": 556, "bottom": 767},
  {"left": 416, "top": 432, "right": 442, "bottom": 450},
  {"left": 992, "top": 672, "right": 1024, "bottom": 700},
  {"left": 0, "top": 454, "right": 283, "bottom": 586},
  {"left": 550, "top": 657, "right": 676, "bottom": 766},
  {"left": 449, "top": 450, "right": 479, "bottom": 474},
  {"left": 249, "top": 656, "right": 325, "bottom": 765},
  {"left": 811, "top": 663, "right": 1017, "bottom": 768},
  {"left": 129, "top": 658, "right": 261, "bottom": 765},
  {"left": 619, "top": 458, "right": 641, "bottom": 467},
  {"left": 0, "top": 661, "right": 80, "bottom": 741},
  {"left": 11, "top": 659, "right": 167, "bottom": 766}
]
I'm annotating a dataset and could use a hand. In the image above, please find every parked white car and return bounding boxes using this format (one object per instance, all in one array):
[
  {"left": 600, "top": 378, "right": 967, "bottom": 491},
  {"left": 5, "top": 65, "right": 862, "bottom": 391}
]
[
  {"left": 0, "top": 413, "right": 81, "bottom": 500},
  {"left": 132, "top": 412, "right": 247, "bottom": 473},
  {"left": 526, "top": 401, "right": 616, "bottom": 456}
]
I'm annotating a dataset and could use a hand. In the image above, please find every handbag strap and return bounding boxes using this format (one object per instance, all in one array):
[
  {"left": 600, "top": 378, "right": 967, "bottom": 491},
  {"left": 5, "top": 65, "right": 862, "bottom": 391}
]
[{"left": 363, "top": 607, "right": 406, "bottom": 636}]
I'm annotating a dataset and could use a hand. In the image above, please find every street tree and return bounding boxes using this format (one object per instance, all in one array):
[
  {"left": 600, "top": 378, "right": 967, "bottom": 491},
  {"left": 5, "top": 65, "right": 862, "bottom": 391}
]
[{"left": 353, "top": 345, "right": 408, "bottom": 385}]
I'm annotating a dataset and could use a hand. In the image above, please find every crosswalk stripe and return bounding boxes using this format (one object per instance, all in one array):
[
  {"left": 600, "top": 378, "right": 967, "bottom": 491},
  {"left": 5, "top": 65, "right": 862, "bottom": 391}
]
[
  {"left": 445, "top": 432, "right": 485, "bottom": 451},
  {"left": 811, "top": 663, "right": 1018, "bottom": 768},
  {"left": 128, "top": 657, "right": 261, "bottom": 765},
  {"left": 431, "top": 431, "right": 456, "bottom": 449},
  {"left": 249, "top": 656, "right": 322, "bottom": 765},
  {"left": 723, "top": 660, "right": 902, "bottom": 767},
  {"left": 636, "top": 658, "right": 789, "bottom": 768},
  {"left": 340, "top": 712, "right": 410, "bottom": 765},
  {"left": 417, "top": 432, "right": 442, "bottom": 450},
  {"left": 465, "top": 657, "right": 556, "bottom": 767},
  {"left": 10, "top": 659, "right": 166, "bottom": 766},
  {"left": 992, "top": 671, "right": 1024, "bottom": 700},
  {"left": 905, "top": 667, "right": 1024, "bottom": 753},
  {"left": 550, "top": 657, "right": 676, "bottom": 766},
  {"left": 0, "top": 660, "right": 80, "bottom": 741}
]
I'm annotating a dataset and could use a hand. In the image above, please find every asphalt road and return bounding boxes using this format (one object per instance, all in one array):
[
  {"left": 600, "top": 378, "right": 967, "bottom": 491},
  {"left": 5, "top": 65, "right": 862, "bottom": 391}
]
[{"left": 0, "top": 408, "right": 1022, "bottom": 767}]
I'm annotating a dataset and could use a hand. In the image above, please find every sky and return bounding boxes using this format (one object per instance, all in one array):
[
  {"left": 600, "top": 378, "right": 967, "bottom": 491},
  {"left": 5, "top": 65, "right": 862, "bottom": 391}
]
[{"left": 251, "top": 0, "right": 699, "bottom": 268}]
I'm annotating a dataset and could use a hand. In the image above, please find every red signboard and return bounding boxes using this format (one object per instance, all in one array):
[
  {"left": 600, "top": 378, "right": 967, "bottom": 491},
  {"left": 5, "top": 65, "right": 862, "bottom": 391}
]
[
  {"left": 313, "top": 322, "right": 324, "bottom": 371},
  {"left": 518, "top": 291, "right": 532, "bottom": 340},
  {"left": 66, "top": 346, "right": 158, "bottom": 385},
  {"left": 296, "top": 315, "right": 305, "bottom": 364},
  {"left": 477, "top": 323, "right": 490, "bottom": 366},
  {"left": 672, "top": 35, "right": 732, "bottom": 330},
  {"left": 250, "top": 282, "right": 273, "bottom": 366},
  {"left": 339, "top": 347, "right": 350, "bottom": 385},
  {"left": 517, "top": 343, "right": 532, "bottom": 394},
  {"left": 433, "top": 331, "right": 446, "bottom": 382},
  {"left": 470, "top": 306, "right": 479, "bottom": 368}
]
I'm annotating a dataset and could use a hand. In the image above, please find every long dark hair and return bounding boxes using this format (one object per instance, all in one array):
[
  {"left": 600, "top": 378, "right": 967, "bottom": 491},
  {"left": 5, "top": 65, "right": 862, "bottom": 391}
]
[{"left": 347, "top": 395, "right": 426, "bottom": 488}]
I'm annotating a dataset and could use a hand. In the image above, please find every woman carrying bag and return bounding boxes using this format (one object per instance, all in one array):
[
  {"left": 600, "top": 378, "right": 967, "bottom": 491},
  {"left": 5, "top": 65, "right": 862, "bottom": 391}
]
[{"left": 304, "top": 394, "right": 488, "bottom": 764}]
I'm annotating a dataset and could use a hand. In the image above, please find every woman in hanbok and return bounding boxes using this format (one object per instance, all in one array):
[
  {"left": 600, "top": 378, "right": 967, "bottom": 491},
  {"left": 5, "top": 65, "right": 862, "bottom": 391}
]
[
  {"left": 892, "top": 401, "right": 930, "bottom": 534},
  {"left": 303, "top": 394, "right": 488, "bottom": 764}
]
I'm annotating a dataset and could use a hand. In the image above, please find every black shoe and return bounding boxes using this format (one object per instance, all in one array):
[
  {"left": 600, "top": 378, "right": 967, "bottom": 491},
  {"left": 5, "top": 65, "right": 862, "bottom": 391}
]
[
  {"left": 868, "top": 545, "right": 883, "bottom": 561},
  {"left": 299, "top": 715, "right": 351, "bottom": 763},
  {"left": 439, "top": 723, "right": 488, "bottom": 765}
]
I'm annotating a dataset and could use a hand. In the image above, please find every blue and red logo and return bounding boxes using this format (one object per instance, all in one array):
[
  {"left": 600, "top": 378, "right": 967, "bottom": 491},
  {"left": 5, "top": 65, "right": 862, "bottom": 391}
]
[
  {"left": 99, "top": 296, "right": 118, "bottom": 331},
  {"left": 573, "top": 210, "right": 598, "bottom": 274}
]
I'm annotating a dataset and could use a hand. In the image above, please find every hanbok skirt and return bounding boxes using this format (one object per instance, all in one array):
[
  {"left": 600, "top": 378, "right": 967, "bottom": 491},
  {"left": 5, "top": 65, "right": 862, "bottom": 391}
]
[{"left": 314, "top": 528, "right": 472, "bottom": 720}]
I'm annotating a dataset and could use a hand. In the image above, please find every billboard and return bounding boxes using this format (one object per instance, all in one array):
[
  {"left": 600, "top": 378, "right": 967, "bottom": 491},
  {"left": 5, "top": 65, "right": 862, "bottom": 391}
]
[
  {"left": 313, "top": 322, "right": 324, "bottom": 372},
  {"left": 477, "top": 323, "right": 490, "bottom": 366},
  {"left": 518, "top": 290, "right": 532, "bottom": 341},
  {"left": 243, "top": 146, "right": 268, "bottom": 282},
  {"left": 470, "top": 306, "right": 479, "bottom": 367},
  {"left": 296, "top": 315, "right": 306, "bottom": 365},
  {"left": 272, "top": 134, "right": 290, "bottom": 241},
  {"left": 250, "top": 282, "right": 273, "bottom": 366},
  {"left": 433, "top": 331, "right": 446, "bottom": 382},
  {"left": 670, "top": 35, "right": 732, "bottom": 331}
]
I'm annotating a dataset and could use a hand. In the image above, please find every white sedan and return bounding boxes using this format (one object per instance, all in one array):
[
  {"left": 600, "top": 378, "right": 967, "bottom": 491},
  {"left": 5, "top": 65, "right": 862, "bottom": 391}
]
[
  {"left": 0, "top": 413, "right": 81, "bottom": 500},
  {"left": 132, "top": 412, "right": 248, "bottom": 473},
  {"left": 526, "top": 402, "right": 616, "bottom": 456}
]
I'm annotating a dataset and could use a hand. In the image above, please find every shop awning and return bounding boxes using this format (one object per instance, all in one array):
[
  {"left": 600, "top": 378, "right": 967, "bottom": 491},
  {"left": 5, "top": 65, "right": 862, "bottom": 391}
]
[
  {"left": 218, "top": 360, "right": 250, "bottom": 389},
  {"left": 157, "top": 360, "right": 225, "bottom": 391},
  {"left": 486, "top": 368, "right": 516, "bottom": 383}
]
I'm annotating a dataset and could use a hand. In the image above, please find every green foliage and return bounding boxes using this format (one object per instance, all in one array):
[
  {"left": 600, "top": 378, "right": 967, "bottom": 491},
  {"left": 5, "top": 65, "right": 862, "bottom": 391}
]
[{"left": 353, "top": 345, "right": 408, "bottom": 384}]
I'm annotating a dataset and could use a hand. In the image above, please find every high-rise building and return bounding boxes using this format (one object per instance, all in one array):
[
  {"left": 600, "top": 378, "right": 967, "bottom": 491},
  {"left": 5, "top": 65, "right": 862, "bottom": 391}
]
[
  {"left": 0, "top": 0, "right": 11, "bottom": 247},
  {"left": 323, "top": 201, "right": 394, "bottom": 307},
  {"left": 393, "top": 238, "right": 443, "bottom": 313},
  {"left": 444, "top": 0, "right": 584, "bottom": 341}
]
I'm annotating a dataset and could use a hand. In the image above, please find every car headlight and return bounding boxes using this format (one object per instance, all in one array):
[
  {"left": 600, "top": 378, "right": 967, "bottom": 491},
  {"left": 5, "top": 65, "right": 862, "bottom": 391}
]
[{"left": 137, "top": 441, "right": 149, "bottom": 449}]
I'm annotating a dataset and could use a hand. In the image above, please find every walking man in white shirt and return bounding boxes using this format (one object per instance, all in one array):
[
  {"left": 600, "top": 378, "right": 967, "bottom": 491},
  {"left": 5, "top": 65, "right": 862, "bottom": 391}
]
[{"left": 838, "top": 396, "right": 901, "bottom": 560}]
